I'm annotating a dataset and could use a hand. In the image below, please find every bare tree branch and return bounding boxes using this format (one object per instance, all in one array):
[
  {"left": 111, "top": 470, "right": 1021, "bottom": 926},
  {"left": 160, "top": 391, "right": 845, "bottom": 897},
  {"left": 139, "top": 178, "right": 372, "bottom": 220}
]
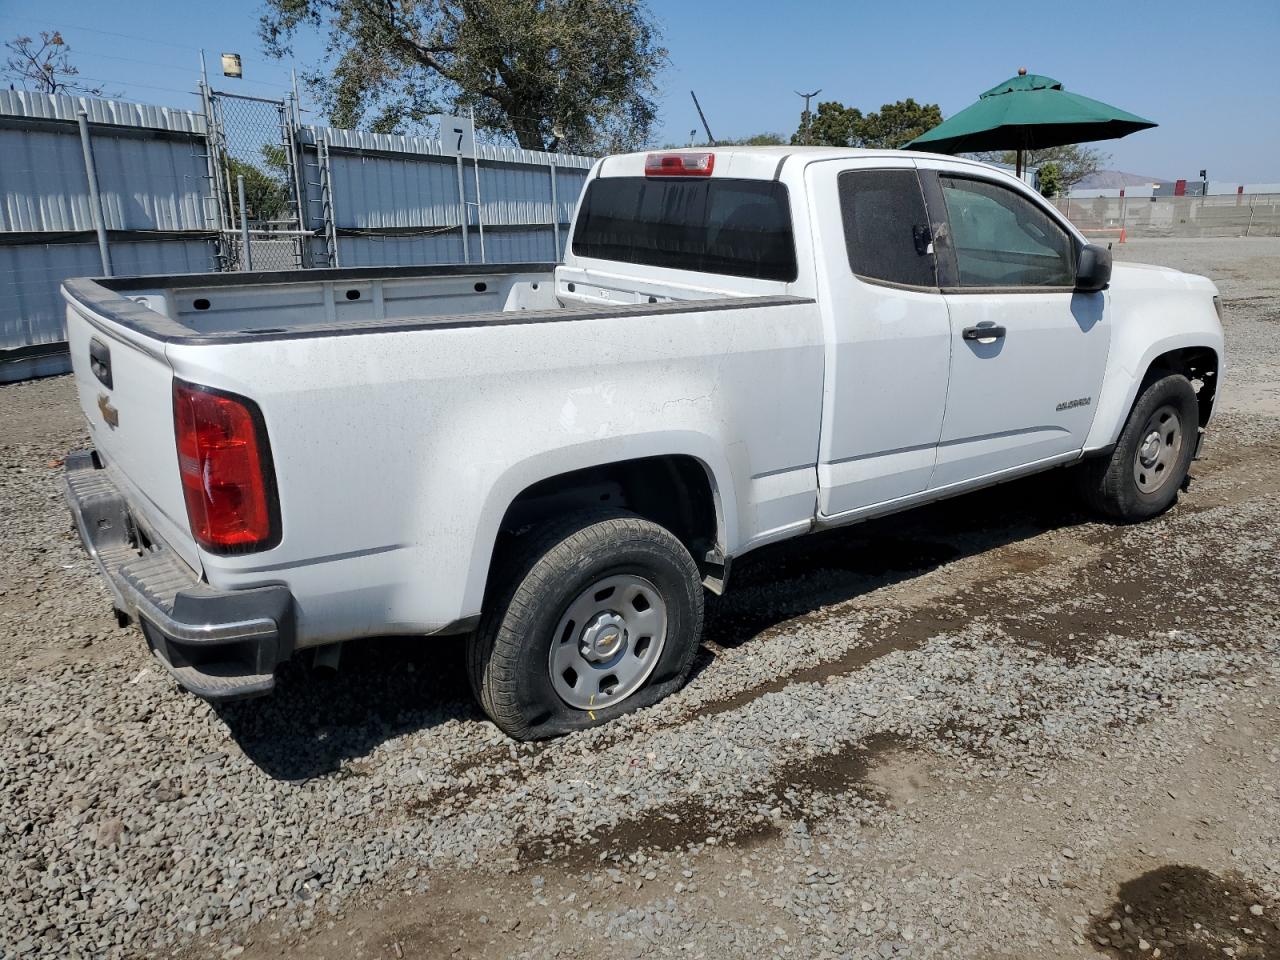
[{"left": 3, "top": 31, "right": 121, "bottom": 97}]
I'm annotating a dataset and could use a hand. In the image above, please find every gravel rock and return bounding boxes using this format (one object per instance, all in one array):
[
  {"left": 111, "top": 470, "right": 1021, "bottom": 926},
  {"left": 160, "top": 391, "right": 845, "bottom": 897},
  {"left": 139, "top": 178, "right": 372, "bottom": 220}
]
[{"left": 2, "top": 238, "right": 1279, "bottom": 959}]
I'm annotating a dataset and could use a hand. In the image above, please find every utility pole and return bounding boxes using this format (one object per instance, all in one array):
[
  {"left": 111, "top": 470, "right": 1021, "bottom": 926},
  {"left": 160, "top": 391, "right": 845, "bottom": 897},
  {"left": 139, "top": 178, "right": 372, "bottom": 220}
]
[
  {"left": 795, "top": 89, "right": 821, "bottom": 145},
  {"left": 690, "top": 91, "right": 716, "bottom": 146}
]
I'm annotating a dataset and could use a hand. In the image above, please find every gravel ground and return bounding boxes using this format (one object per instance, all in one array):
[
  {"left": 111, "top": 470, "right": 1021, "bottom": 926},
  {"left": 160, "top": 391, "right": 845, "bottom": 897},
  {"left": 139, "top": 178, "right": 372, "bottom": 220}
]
[{"left": 1, "top": 237, "right": 1278, "bottom": 960}]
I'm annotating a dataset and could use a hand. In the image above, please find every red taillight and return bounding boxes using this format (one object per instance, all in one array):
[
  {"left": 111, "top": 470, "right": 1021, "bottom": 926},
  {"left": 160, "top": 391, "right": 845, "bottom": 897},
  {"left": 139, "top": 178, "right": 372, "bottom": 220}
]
[
  {"left": 644, "top": 152, "right": 715, "bottom": 177},
  {"left": 173, "top": 379, "right": 278, "bottom": 553}
]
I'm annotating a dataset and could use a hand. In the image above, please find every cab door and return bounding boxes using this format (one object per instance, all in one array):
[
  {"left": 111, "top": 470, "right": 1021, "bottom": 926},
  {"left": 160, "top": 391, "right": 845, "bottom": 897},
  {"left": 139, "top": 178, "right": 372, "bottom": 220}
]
[
  {"left": 808, "top": 159, "right": 953, "bottom": 518},
  {"left": 916, "top": 164, "right": 1111, "bottom": 488}
]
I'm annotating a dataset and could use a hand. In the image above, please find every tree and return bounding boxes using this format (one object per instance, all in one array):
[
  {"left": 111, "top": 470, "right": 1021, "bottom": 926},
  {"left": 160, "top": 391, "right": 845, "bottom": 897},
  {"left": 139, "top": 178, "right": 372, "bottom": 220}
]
[
  {"left": 856, "top": 98, "right": 942, "bottom": 149},
  {"left": 791, "top": 98, "right": 940, "bottom": 149},
  {"left": 4, "top": 31, "right": 120, "bottom": 97},
  {"left": 730, "top": 132, "right": 786, "bottom": 146},
  {"left": 226, "top": 146, "right": 293, "bottom": 224},
  {"left": 1037, "top": 162, "right": 1062, "bottom": 198},
  {"left": 259, "top": 0, "right": 667, "bottom": 153},
  {"left": 669, "top": 132, "right": 787, "bottom": 148},
  {"left": 970, "top": 144, "right": 1107, "bottom": 191},
  {"left": 793, "top": 101, "right": 861, "bottom": 147}
]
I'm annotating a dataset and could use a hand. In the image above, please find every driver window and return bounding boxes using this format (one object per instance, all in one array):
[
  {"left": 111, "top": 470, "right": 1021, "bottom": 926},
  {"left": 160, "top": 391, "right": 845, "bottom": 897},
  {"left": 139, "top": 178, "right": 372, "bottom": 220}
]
[{"left": 937, "top": 176, "right": 1073, "bottom": 288}]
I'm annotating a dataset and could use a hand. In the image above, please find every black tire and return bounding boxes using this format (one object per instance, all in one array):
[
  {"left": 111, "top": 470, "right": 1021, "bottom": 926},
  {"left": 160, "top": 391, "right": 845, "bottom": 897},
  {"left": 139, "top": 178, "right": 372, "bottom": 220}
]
[
  {"left": 467, "top": 509, "right": 704, "bottom": 741},
  {"left": 1076, "top": 373, "right": 1199, "bottom": 522}
]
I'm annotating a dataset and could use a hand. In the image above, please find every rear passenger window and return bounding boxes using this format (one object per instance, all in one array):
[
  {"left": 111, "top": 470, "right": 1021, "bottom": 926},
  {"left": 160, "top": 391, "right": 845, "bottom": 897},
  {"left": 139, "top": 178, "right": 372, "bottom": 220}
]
[
  {"left": 838, "top": 169, "right": 937, "bottom": 288},
  {"left": 936, "top": 176, "right": 1074, "bottom": 287}
]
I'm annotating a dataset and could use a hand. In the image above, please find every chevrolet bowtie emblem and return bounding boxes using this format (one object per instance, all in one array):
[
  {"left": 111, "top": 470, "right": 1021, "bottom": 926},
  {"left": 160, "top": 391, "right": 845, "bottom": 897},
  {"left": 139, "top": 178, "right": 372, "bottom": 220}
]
[{"left": 97, "top": 393, "right": 119, "bottom": 429}]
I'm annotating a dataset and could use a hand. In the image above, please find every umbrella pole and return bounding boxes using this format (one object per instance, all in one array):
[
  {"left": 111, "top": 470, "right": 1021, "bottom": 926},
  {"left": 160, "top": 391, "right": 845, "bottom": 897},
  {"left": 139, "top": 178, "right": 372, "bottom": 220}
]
[{"left": 1016, "top": 148, "right": 1023, "bottom": 180}]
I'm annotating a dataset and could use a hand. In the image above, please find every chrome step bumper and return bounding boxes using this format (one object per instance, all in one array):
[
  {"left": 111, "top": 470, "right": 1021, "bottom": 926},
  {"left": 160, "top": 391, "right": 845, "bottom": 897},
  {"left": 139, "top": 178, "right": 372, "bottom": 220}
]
[{"left": 64, "top": 449, "right": 294, "bottom": 700}]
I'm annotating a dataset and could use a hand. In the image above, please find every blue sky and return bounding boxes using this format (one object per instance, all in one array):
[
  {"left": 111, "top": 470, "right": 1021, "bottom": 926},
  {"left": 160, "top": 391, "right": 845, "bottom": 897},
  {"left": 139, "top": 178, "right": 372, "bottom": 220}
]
[{"left": 3, "top": 0, "right": 1277, "bottom": 182}]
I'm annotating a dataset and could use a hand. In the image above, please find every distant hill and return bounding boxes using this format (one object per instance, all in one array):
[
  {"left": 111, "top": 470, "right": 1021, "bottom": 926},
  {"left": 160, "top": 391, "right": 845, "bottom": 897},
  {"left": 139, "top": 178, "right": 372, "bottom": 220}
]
[{"left": 1075, "top": 170, "right": 1170, "bottom": 189}]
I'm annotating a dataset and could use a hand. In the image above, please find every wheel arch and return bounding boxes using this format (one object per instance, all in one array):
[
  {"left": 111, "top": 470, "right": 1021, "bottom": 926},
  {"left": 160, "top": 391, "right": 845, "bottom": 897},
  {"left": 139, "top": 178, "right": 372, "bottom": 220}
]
[
  {"left": 1084, "top": 333, "right": 1223, "bottom": 452},
  {"left": 460, "top": 435, "right": 738, "bottom": 616}
]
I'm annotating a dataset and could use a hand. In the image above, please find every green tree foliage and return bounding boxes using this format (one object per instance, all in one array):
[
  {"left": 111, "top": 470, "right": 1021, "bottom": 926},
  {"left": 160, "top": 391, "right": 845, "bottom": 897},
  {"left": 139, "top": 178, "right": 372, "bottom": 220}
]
[
  {"left": 3, "top": 31, "right": 121, "bottom": 97},
  {"left": 259, "top": 0, "right": 667, "bottom": 153},
  {"left": 971, "top": 144, "right": 1107, "bottom": 191},
  {"left": 227, "top": 149, "right": 292, "bottom": 224},
  {"left": 792, "top": 98, "right": 941, "bottom": 149},
  {"left": 260, "top": 143, "right": 291, "bottom": 174},
  {"left": 794, "top": 101, "right": 861, "bottom": 147},
  {"left": 728, "top": 132, "right": 787, "bottom": 146},
  {"left": 1037, "top": 162, "right": 1062, "bottom": 198},
  {"left": 672, "top": 132, "right": 787, "bottom": 147},
  {"left": 858, "top": 99, "right": 942, "bottom": 149}
]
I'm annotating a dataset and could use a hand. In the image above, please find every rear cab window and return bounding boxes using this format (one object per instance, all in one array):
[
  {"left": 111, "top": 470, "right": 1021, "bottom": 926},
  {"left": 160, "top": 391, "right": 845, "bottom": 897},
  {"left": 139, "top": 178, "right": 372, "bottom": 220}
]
[
  {"left": 571, "top": 177, "right": 798, "bottom": 282},
  {"left": 837, "top": 169, "right": 937, "bottom": 288}
]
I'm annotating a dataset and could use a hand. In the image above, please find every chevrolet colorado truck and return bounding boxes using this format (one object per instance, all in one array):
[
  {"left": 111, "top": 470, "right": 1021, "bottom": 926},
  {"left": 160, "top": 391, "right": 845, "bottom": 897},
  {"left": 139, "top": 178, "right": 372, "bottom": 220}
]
[{"left": 61, "top": 147, "right": 1224, "bottom": 740}]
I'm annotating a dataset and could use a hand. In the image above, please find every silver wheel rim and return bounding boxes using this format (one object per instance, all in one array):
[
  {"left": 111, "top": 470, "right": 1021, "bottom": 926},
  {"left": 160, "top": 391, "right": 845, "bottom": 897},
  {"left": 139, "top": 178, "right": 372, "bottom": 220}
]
[
  {"left": 548, "top": 574, "right": 668, "bottom": 711},
  {"left": 1133, "top": 403, "right": 1184, "bottom": 494}
]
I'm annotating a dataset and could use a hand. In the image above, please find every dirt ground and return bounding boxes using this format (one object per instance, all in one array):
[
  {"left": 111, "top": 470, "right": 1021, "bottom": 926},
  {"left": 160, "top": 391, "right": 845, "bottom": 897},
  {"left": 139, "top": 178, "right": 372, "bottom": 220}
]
[{"left": 1, "top": 238, "right": 1278, "bottom": 960}]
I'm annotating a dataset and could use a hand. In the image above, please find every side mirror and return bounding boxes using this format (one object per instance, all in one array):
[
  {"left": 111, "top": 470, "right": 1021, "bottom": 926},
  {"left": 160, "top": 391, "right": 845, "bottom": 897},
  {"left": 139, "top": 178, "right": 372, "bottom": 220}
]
[{"left": 1075, "top": 242, "right": 1112, "bottom": 292}]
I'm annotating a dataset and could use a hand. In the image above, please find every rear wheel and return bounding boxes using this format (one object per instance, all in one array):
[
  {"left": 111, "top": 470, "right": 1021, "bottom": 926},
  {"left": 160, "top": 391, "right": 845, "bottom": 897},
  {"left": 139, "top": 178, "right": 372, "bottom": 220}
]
[
  {"left": 1076, "top": 373, "right": 1199, "bottom": 522},
  {"left": 468, "top": 509, "right": 704, "bottom": 740}
]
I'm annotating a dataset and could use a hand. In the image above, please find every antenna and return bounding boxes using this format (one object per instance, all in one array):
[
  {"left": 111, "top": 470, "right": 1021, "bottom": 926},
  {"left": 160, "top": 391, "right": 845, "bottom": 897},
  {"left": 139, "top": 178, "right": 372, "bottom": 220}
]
[
  {"left": 690, "top": 91, "right": 716, "bottom": 146},
  {"left": 795, "top": 88, "right": 821, "bottom": 145}
]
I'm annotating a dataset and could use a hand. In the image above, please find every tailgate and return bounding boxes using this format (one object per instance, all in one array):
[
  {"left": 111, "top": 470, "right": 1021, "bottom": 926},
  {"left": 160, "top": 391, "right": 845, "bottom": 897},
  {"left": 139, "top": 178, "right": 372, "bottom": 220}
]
[{"left": 64, "top": 297, "right": 202, "bottom": 574}]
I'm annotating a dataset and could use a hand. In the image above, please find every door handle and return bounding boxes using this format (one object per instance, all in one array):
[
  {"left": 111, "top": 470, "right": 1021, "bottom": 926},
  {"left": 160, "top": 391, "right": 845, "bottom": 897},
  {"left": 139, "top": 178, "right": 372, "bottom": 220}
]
[{"left": 962, "top": 325, "right": 1006, "bottom": 342}]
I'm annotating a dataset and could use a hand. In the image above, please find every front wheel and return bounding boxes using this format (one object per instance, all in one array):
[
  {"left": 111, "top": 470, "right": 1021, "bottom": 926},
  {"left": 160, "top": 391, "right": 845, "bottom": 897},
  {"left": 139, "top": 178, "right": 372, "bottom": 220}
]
[
  {"left": 1076, "top": 373, "right": 1199, "bottom": 522},
  {"left": 467, "top": 509, "right": 704, "bottom": 740}
]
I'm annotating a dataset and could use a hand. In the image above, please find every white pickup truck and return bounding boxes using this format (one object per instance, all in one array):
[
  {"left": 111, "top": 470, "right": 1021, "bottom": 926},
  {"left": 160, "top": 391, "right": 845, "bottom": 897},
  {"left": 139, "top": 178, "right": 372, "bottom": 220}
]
[{"left": 62, "top": 147, "right": 1224, "bottom": 739}]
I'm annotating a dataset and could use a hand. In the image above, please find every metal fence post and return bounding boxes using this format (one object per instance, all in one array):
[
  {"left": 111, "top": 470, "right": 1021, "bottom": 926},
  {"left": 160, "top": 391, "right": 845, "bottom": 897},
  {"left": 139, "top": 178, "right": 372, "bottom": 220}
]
[
  {"left": 473, "top": 154, "right": 486, "bottom": 264},
  {"left": 283, "top": 96, "right": 310, "bottom": 268},
  {"left": 455, "top": 154, "right": 471, "bottom": 264},
  {"left": 321, "top": 136, "right": 340, "bottom": 268},
  {"left": 197, "top": 81, "right": 222, "bottom": 234},
  {"left": 549, "top": 158, "right": 560, "bottom": 259},
  {"left": 75, "top": 111, "right": 112, "bottom": 276},
  {"left": 237, "top": 175, "right": 253, "bottom": 271},
  {"left": 470, "top": 109, "right": 486, "bottom": 263}
]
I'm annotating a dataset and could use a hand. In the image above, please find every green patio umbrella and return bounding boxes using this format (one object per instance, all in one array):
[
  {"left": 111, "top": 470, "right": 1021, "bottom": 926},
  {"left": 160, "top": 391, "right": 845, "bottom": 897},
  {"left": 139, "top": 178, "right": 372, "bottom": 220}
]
[{"left": 906, "top": 68, "right": 1156, "bottom": 178}]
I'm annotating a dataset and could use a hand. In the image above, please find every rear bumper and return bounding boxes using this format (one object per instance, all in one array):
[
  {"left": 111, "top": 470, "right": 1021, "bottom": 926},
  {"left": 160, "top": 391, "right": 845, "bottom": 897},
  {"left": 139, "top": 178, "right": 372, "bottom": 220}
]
[{"left": 64, "top": 449, "right": 294, "bottom": 700}]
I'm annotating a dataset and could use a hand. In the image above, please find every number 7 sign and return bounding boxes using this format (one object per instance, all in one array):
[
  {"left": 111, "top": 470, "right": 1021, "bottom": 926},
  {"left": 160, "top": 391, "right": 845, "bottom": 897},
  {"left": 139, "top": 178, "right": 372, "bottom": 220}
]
[{"left": 435, "top": 114, "right": 476, "bottom": 159}]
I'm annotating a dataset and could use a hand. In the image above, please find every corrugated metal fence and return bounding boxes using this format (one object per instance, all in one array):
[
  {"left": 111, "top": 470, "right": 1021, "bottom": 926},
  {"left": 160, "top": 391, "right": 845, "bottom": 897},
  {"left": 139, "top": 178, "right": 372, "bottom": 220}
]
[
  {"left": 0, "top": 89, "right": 594, "bottom": 383},
  {"left": 298, "top": 127, "right": 590, "bottom": 269},
  {"left": 0, "top": 90, "right": 218, "bottom": 379}
]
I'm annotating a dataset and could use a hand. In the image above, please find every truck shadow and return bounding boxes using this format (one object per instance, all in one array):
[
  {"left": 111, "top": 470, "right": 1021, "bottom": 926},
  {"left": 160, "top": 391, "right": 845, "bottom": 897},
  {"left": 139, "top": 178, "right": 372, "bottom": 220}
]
[
  {"left": 214, "top": 633, "right": 478, "bottom": 782},
  {"left": 216, "top": 469, "right": 1092, "bottom": 781},
  {"left": 698, "top": 469, "right": 1091, "bottom": 658}
]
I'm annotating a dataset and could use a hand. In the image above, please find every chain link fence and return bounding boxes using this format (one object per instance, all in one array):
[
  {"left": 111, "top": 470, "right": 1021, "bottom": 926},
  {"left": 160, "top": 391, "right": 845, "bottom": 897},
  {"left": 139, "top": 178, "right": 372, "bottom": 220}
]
[
  {"left": 1054, "top": 194, "right": 1280, "bottom": 240},
  {"left": 208, "top": 92, "right": 305, "bottom": 271}
]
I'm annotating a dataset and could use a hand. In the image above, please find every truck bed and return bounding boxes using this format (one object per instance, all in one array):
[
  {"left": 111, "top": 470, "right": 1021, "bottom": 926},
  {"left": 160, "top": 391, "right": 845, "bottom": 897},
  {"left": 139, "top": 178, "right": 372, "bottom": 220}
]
[
  {"left": 61, "top": 261, "right": 751, "bottom": 344},
  {"left": 61, "top": 253, "right": 822, "bottom": 701}
]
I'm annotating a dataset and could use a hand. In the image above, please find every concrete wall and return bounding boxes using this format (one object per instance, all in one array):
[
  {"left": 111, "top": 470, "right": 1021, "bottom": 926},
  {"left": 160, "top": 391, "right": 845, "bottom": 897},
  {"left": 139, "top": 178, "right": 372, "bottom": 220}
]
[{"left": 1054, "top": 194, "right": 1280, "bottom": 239}]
